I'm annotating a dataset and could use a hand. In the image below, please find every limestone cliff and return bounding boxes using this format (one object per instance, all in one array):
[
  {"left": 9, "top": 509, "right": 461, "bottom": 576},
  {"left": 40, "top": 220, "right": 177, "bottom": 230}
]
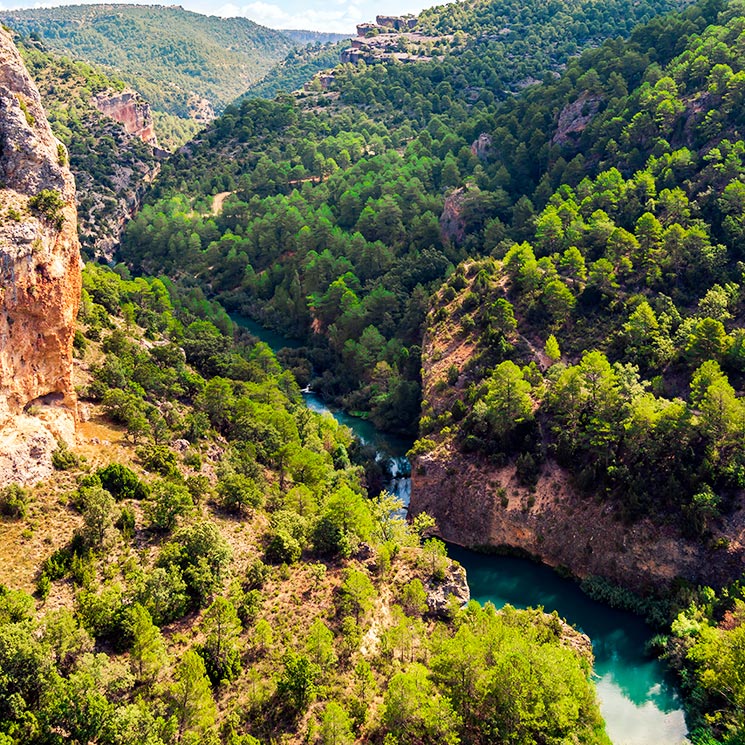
[
  {"left": 94, "top": 89, "right": 158, "bottom": 146},
  {"left": 409, "top": 266, "right": 745, "bottom": 594},
  {"left": 0, "top": 27, "right": 81, "bottom": 483}
]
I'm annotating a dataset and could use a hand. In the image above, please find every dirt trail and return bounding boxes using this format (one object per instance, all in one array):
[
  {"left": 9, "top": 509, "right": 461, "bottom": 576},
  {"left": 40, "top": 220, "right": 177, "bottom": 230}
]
[{"left": 211, "top": 191, "right": 232, "bottom": 215}]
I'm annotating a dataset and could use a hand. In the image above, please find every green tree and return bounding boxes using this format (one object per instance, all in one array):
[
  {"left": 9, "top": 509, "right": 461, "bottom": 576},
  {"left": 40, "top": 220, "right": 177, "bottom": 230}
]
[
  {"left": 306, "top": 617, "right": 337, "bottom": 672},
  {"left": 382, "top": 663, "right": 461, "bottom": 745},
  {"left": 544, "top": 334, "right": 561, "bottom": 363},
  {"left": 168, "top": 650, "right": 217, "bottom": 742},
  {"left": 277, "top": 651, "right": 319, "bottom": 712},
  {"left": 401, "top": 579, "right": 428, "bottom": 617},
  {"left": 199, "top": 597, "right": 242, "bottom": 685},
  {"left": 80, "top": 486, "right": 116, "bottom": 547},
  {"left": 483, "top": 361, "right": 533, "bottom": 437},
  {"left": 319, "top": 701, "right": 354, "bottom": 745},
  {"left": 145, "top": 481, "right": 193, "bottom": 531},
  {"left": 339, "top": 569, "right": 376, "bottom": 623},
  {"left": 129, "top": 603, "right": 168, "bottom": 687}
]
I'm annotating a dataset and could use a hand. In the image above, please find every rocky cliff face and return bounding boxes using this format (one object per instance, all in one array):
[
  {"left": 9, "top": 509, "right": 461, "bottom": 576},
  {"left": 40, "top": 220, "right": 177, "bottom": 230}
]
[
  {"left": 94, "top": 89, "right": 158, "bottom": 146},
  {"left": 409, "top": 274, "right": 745, "bottom": 594},
  {"left": 0, "top": 27, "right": 81, "bottom": 483}
]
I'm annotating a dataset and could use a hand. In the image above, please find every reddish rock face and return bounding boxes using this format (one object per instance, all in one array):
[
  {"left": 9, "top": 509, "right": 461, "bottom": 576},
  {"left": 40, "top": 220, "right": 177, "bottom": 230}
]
[
  {"left": 0, "top": 27, "right": 82, "bottom": 482},
  {"left": 439, "top": 187, "right": 468, "bottom": 244},
  {"left": 552, "top": 91, "right": 602, "bottom": 146},
  {"left": 94, "top": 89, "right": 158, "bottom": 146}
]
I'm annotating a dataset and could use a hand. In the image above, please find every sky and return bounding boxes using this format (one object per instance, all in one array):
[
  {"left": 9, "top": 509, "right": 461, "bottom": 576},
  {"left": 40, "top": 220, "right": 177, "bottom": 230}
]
[{"left": 0, "top": 0, "right": 435, "bottom": 33}]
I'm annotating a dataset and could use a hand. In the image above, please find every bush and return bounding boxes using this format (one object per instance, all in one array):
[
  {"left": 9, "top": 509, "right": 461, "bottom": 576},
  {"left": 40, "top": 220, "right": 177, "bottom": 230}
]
[
  {"left": 97, "top": 463, "right": 148, "bottom": 500},
  {"left": 52, "top": 440, "right": 79, "bottom": 470},
  {"left": 216, "top": 472, "right": 262, "bottom": 515},
  {"left": 28, "top": 189, "right": 65, "bottom": 230},
  {"left": 136, "top": 444, "right": 180, "bottom": 478},
  {"left": 266, "top": 530, "right": 302, "bottom": 564},
  {"left": 116, "top": 505, "right": 136, "bottom": 539},
  {"left": 0, "top": 484, "right": 28, "bottom": 519},
  {"left": 35, "top": 572, "right": 51, "bottom": 601},
  {"left": 159, "top": 521, "right": 232, "bottom": 607},
  {"left": 144, "top": 480, "right": 193, "bottom": 531},
  {"left": 515, "top": 452, "right": 540, "bottom": 487},
  {"left": 245, "top": 559, "right": 270, "bottom": 591},
  {"left": 43, "top": 546, "right": 72, "bottom": 580}
]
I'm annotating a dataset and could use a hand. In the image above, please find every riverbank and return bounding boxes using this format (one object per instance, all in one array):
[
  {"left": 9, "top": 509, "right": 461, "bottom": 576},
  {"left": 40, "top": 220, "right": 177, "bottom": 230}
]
[
  {"left": 233, "top": 312, "right": 691, "bottom": 744},
  {"left": 450, "top": 546, "right": 690, "bottom": 745},
  {"left": 408, "top": 440, "right": 745, "bottom": 594}
]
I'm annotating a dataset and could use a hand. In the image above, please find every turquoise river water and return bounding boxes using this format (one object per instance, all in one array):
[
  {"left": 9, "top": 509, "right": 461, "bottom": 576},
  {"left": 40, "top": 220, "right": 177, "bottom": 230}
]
[{"left": 235, "top": 314, "right": 690, "bottom": 744}]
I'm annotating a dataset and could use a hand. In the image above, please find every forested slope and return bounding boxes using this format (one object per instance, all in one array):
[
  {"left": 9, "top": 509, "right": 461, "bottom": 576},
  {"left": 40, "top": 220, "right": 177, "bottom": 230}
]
[
  {"left": 111, "top": 0, "right": 745, "bottom": 739},
  {"left": 0, "top": 261, "right": 610, "bottom": 745},
  {"left": 11, "top": 36, "right": 160, "bottom": 258},
  {"left": 120, "top": 0, "right": 695, "bottom": 434},
  {"left": 406, "top": 3, "right": 745, "bottom": 740},
  {"left": 0, "top": 4, "right": 294, "bottom": 119},
  {"left": 242, "top": 42, "right": 349, "bottom": 101}
]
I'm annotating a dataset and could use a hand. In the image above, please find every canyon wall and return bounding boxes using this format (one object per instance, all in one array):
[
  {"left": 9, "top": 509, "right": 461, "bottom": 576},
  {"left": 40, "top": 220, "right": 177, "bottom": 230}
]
[
  {"left": 94, "top": 89, "right": 158, "bottom": 146},
  {"left": 409, "top": 290, "right": 745, "bottom": 594},
  {"left": 0, "top": 27, "right": 81, "bottom": 483}
]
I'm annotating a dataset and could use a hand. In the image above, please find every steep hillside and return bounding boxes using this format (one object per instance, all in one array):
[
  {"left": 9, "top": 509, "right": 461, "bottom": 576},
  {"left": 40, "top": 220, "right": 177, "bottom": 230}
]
[
  {"left": 282, "top": 30, "right": 350, "bottom": 45},
  {"left": 14, "top": 37, "right": 161, "bottom": 259},
  {"left": 0, "top": 251, "right": 610, "bottom": 744},
  {"left": 409, "top": 0, "right": 745, "bottom": 589},
  {"left": 119, "top": 0, "right": 695, "bottom": 436},
  {"left": 0, "top": 4, "right": 294, "bottom": 119},
  {"left": 243, "top": 41, "right": 349, "bottom": 100}
]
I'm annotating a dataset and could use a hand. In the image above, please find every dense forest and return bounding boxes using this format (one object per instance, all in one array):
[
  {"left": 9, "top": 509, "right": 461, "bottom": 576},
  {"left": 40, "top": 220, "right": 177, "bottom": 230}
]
[
  {"left": 108, "top": 0, "right": 745, "bottom": 740},
  {"left": 0, "top": 5, "right": 294, "bottom": 119},
  {"left": 0, "top": 263, "right": 610, "bottom": 744},
  {"left": 242, "top": 42, "right": 350, "bottom": 101},
  {"left": 4, "top": 0, "right": 745, "bottom": 740},
  {"left": 120, "top": 0, "right": 698, "bottom": 433}
]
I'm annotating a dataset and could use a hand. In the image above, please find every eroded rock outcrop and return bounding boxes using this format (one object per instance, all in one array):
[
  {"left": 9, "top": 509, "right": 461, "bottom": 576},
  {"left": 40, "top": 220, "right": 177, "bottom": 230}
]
[
  {"left": 94, "top": 89, "right": 158, "bottom": 146},
  {"left": 409, "top": 272, "right": 745, "bottom": 594},
  {"left": 552, "top": 91, "right": 602, "bottom": 146},
  {"left": 439, "top": 187, "right": 468, "bottom": 244},
  {"left": 426, "top": 561, "right": 470, "bottom": 617},
  {"left": 0, "top": 27, "right": 81, "bottom": 483}
]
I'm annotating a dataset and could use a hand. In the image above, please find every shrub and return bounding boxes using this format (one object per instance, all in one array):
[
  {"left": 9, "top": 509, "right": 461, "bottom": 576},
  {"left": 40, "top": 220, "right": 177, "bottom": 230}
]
[
  {"left": 0, "top": 484, "right": 28, "bottom": 518},
  {"left": 52, "top": 440, "right": 79, "bottom": 471},
  {"left": 116, "top": 505, "right": 136, "bottom": 539},
  {"left": 35, "top": 572, "right": 51, "bottom": 601},
  {"left": 266, "top": 530, "right": 302, "bottom": 564},
  {"left": 159, "top": 521, "right": 232, "bottom": 607},
  {"left": 216, "top": 473, "right": 262, "bottom": 515},
  {"left": 245, "top": 559, "right": 270, "bottom": 591},
  {"left": 136, "top": 444, "right": 180, "bottom": 478},
  {"left": 97, "top": 463, "right": 148, "bottom": 500},
  {"left": 144, "top": 480, "right": 193, "bottom": 531},
  {"left": 28, "top": 189, "right": 65, "bottom": 230}
]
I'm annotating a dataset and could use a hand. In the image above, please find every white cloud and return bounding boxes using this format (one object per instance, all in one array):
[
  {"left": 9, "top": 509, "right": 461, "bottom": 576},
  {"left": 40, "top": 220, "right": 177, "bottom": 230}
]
[
  {"left": 216, "top": 0, "right": 362, "bottom": 32},
  {"left": 3, "top": 0, "right": 433, "bottom": 33}
]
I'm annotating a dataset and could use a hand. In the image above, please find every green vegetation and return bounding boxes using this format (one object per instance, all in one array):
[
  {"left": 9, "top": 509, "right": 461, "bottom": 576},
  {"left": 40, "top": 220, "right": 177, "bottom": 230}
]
[
  {"left": 28, "top": 188, "right": 65, "bottom": 230},
  {"left": 0, "top": 263, "right": 608, "bottom": 743},
  {"left": 119, "top": 0, "right": 692, "bottom": 433},
  {"left": 14, "top": 0, "right": 745, "bottom": 738},
  {"left": 243, "top": 42, "right": 349, "bottom": 101},
  {"left": 16, "top": 37, "right": 159, "bottom": 255},
  {"left": 1, "top": 4, "right": 293, "bottom": 118}
]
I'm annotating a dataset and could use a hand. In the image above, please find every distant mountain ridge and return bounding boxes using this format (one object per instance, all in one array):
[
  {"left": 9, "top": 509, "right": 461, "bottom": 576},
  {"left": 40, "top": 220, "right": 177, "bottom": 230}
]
[
  {"left": 281, "top": 29, "right": 350, "bottom": 44},
  {"left": 0, "top": 4, "right": 294, "bottom": 119}
]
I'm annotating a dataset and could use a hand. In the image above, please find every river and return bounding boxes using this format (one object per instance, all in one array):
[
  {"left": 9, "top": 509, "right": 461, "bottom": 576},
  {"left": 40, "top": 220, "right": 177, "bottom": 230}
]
[{"left": 235, "top": 314, "right": 690, "bottom": 745}]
